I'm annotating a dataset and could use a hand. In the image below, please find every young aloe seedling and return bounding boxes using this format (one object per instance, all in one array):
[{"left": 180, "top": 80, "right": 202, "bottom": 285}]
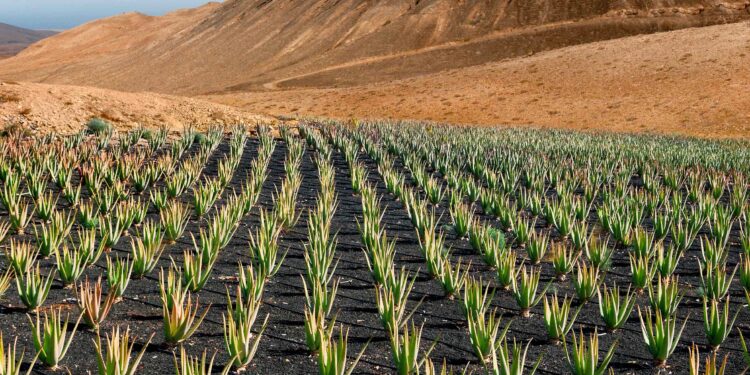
[
  {"left": 552, "top": 242, "right": 579, "bottom": 281},
  {"left": 76, "top": 277, "right": 117, "bottom": 331},
  {"left": 597, "top": 283, "right": 636, "bottom": 332},
  {"left": 638, "top": 307, "right": 688, "bottom": 368},
  {"left": 629, "top": 253, "right": 655, "bottom": 293},
  {"left": 106, "top": 256, "right": 133, "bottom": 301},
  {"left": 94, "top": 326, "right": 153, "bottom": 375},
  {"left": 28, "top": 309, "right": 82, "bottom": 369},
  {"left": 0, "top": 331, "right": 37, "bottom": 375},
  {"left": 437, "top": 259, "right": 469, "bottom": 300},
  {"left": 702, "top": 296, "right": 739, "bottom": 350},
  {"left": 564, "top": 328, "right": 617, "bottom": 375},
  {"left": 512, "top": 265, "right": 550, "bottom": 318},
  {"left": 490, "top": 336, "right": 542, "bottom": 375},
  {"left": 648, "top": 276, "right": 682, "bottom": 317},
  {"left": 572, "top": 262, "right": 601, "bottom": 303},
  {"left": 525, "top": 231, "right": 549, "bottom": 265},
  {"left": 688, "top": 343, "right": 727, "bottom": 375},
  {"left": 542, "top": 293, "right": 580, "bottom": 344},
  {"left": 160, "top": 269, "right": 210, "bottom": 345},
  {"left": 390, "top": 320, "right": 437, "bottom": 375},
  {"left": 16, "top": 265, "right": 53, "bottom": 311},
  {"left": 317, "top": 326, "right": 369, "bottom": 375},
  {"left": 248, "top": 209, "right": 286, "bottom": 278}
]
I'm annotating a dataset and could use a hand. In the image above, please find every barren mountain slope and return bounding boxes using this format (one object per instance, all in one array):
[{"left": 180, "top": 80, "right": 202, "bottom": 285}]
[
  {"left": 0, "top": 0, "right": 747, "bottom": 95},
  {"left": 207, "top": 22, "right": 750, "bottom": 139},
  {"left": 0, "top": 23, "right": 56, "bottom": 57},
  {"left": 0, "top": 81, "right": 269, "bottom": 134}
]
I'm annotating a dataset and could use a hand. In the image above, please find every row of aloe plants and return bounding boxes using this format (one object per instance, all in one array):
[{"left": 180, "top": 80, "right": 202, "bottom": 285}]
[
  {"left": 319, "top": 119, "right": 750, "bottom": 374},
  {"left": 0, "top": 125, "right": 282, "bottom": 374}
]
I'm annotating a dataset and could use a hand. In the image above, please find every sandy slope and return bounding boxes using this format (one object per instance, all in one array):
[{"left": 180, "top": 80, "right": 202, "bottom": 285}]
[
  {"left": 206, "top": 22, "right": 750, "bottom": 139},
  {"left": 0, "top": 81, "right": 269, "bottom": 134},
  {"left": 0, "top": 0, "right": 747, "bottom": 95}
]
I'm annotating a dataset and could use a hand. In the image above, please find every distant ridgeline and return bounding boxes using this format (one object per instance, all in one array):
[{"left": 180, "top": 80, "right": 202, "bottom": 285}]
[{"left": 0, "top": 0, "right": 747, "bottom": 93}]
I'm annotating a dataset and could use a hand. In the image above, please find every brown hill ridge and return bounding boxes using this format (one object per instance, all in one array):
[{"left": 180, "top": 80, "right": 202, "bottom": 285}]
[
  {"left": 0, "top": 23, "right": 56, "bottom": 57},
  {"left": 0, "top": 0, "right": 748, "bottom": 95},
  {"left": 207, "top": 22, "right": 750, "bottom": 139},
  {"left": 0, "top": 81, "right": 269, "bottom": 134}
]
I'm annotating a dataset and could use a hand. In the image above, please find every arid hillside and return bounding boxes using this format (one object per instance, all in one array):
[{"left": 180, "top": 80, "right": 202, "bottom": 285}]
[
  {"left": 0, "top": 0, "right": 747, "bottom": 95},
  {"left": 208, "top": 22, "right": 750, "bottom": 139},
  {"left": 0, "top": 81, "right": 269, "bottom": 134},
  {"left": 0, "top": 22, "right": 56, "bottom": 57}
]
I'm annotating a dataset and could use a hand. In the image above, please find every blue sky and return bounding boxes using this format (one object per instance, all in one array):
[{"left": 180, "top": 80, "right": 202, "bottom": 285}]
[{"left": 1, "top": 1, "right": 214, "bottom": 30}]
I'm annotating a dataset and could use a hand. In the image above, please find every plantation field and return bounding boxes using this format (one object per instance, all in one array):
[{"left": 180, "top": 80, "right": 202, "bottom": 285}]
[{"left": 0, "top": 121, "right": 748, "bottom": 374}]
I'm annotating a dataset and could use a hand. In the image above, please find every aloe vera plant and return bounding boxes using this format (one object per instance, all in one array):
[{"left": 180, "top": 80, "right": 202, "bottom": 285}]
[
  {"left": 237, "top": 262, "right": 266, "bottom": 303},
  {"left": 160, "top": 268, "right": 210, "bottom": 345},
  {"left": 76, "top": 277, "right": 117, "bottom": 330},
  {"left": 7, "top": 239, "right": 38, "bottom": 275},
  {"left": 178, "top": 247, "right": 217, "bottom": 292},
  {"left": 467, "top": 306, "right": 511, "bottom": 365},
  {"left": 702, "top": 296, "right": 738, "bottom": 349},
  {"left": 438, "top": 259, "right": 470, "bottom": 300},
  {"left": 489, "top": 336, "right": 541, "bottom": 375},
  {"left": 629, "top": 253, "right": 655, "bottom": 292},
  {"left": 512, "top": 265, "right": 550, "bottom": 318},
  {"left": 648, "top": 276, "right": 682, "bottom": 317},
  {"left": 34, "top": 217, "right": 68, "bottom": 258},
  {"left": 564, "top": 329, "right": 617, "bottom": 375},
  {"left": 8, "top": 202, "right": 32, "bottom": 234},
  {"left": 572, "top": 262, "right": 600, "bottom": 303},
  {"left": 390, "top": 320, "right": 437, "bottom": 375},
  {"left": 417, "top": 218, "right": 448, "bottom": 278},
  {"left": 542, "top": 293, "right": 579, "bottom": 344},
  {"left": 34, "top": 191, "right": 57, "bottom": 221},
  {"left": 584, "top": 235, "right": 613, "bottom": 270},
  {"left": 494, "top": 249, "right": 518, "bottom": 291},
  {"left": 477, "top": 227, "right": 506, "bottom": 269},
  {"left": 462, "top": 277, "right": 495, "bottom": 320},
  {"left": 376, "top": 268, "right": 421, "bottom": 336},
  {"left": 450, "top": 202, "right": 473, "bottom": 238},
  {"left": 16, "top": 265, "right": 53, "bottom": 311},
  {"left": 689, "top": 343, "right": 727, "bottom": 375},
  {"left": 551, "top": 242, "right": 579, "bottom": 281},
  {"left": 173, "top": 345, "right": 232, "bottom": 375},
  {"left": 223, "top": 306, "right": 269, "bottom": 370},
  {"left": 107, "top": 256, "right": 133, "bottom": 301},
  {"left": 273, "top": 165, "right": 302, "bottom": 229},
  {"left": 597, "top": 283, "right": 636, "bottom": 331},
  {"left": 364, "top": 231, "right": 396, "bottom": 287},
  {"left": 55, "top": 244, "right": 87, "bottom": 287},
  {"left": 638, "top": 307, "right": 688, "bottom": 368},
  {"left": 78, "top": 201, "right": 100, "bottom": 229},
  {"left": 94, "top": 326, "right": 153, "bottom": 375},
  {"left": 525, "top": 232, "right": 549, "bottom": 265},
  {"left": 130, "top": 236, "right": 165, "bottom": 279},
  {"left": 28, "top": 309, "right": 82, "bottom": 369},
  {"left": 317, "top": 326, "right": 369, "bottom": 375},
  {"left": 0, "top": 331, "right": 37, "bottom": 375},
  {"left": 699, "top": 261, "right": 736, "bottom": 301},
  {"left": 161, "top": 201, "right": 190, "bottom": 243},
  {"left": 248, "top": 209, "right": 286, "bottom": 278}
]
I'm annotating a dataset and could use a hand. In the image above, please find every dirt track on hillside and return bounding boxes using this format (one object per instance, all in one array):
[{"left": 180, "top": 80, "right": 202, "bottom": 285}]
[{"left": 207, "top": 22, "right": 750, "bottom": 139}]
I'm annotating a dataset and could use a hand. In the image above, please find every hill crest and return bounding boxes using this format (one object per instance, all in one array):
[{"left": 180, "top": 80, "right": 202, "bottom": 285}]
[{"left": 0, "top": 0, "right": 747, "bottom": 95}]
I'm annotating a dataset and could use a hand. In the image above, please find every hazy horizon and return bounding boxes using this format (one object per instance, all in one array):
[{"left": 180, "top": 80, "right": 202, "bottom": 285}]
[{"left": 0, "top": 0, "right": 214, "bottom": 30}]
